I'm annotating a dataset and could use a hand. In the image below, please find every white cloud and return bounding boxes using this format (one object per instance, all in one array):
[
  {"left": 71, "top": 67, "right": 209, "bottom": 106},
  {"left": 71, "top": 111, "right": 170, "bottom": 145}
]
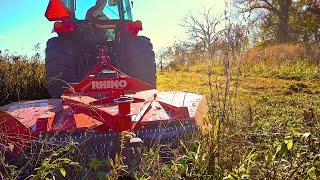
[{"left": 0, "top": 34, "right": 8, "bottom": 40}]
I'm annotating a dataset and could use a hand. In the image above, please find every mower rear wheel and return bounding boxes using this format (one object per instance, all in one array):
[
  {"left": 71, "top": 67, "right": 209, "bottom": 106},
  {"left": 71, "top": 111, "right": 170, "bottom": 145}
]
[
  {"left": 45, "top": 37, "right": 76, "bottom": 98},
  {"left": 125, "top": 36, "right": 156, "bottom": 87}
]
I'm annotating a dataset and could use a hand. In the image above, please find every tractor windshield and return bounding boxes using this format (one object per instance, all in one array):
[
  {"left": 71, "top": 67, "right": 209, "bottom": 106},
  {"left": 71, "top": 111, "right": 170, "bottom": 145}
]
[{"left": 74, "top": 0, "right": 133, "bottom": 20}]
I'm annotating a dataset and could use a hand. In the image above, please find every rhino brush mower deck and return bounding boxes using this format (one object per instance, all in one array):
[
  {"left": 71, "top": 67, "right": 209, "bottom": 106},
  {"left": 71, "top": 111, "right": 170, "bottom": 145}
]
[{"left": 0, "top": 0, "right": 208, "bottom": 176}]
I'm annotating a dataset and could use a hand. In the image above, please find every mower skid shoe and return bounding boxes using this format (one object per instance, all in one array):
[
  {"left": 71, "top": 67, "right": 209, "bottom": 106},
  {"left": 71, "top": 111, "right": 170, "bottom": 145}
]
[
  {"left": 123, "top": 137, "right": 143, "bottom": 171},
  {"left": 127, "top": 137, "right": 143, "bottom": 148}
]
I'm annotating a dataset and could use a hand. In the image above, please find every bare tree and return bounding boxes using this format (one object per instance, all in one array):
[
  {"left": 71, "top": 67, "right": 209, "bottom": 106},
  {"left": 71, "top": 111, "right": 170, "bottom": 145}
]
[
  {"left": 235, "top": 0, "right": 293, "bottom": 43},
  {"left": 32, "top": 43, "right": 41, "bottom": 62},
  {"left": 180, "top": 8, "right": 224, "bottom": 59},
  {"left": 156, "top": 47, "right": 172, "bottom": 71}
]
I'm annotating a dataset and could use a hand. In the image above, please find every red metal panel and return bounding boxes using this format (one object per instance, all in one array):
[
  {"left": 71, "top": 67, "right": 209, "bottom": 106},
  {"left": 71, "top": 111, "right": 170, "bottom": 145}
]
[
  {"left": 73, "top": 113, "right": 103, "bottom": 129},
  {"left": 63, "top": 52, "right": 154, "bottom": 97},
  {"left": 0, "top": 110, "right": 31, "bottom": 153},
  {"left": 0, "top": 100, "right": 62, "bottom": 131}
]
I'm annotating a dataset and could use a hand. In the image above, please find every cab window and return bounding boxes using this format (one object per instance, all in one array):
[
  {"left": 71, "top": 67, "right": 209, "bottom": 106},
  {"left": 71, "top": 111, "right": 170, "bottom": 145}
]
[
  {"left": 75, "top": 0, "right": 133, "bottom": 20},
  {"left": 123, "top": 0, "right": 133, "bottom": 20},
  {"left": 61, "top": 0, "right": 72, "bottom": 9}
]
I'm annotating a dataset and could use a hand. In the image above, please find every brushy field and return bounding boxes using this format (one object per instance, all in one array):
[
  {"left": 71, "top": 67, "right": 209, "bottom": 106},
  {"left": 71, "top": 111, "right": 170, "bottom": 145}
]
[
  {"left": 0, "top": 47, "right": 320, "bottom": 179},
  {"left": 155, "top": 60, "right": 320, "bottom": 179}
]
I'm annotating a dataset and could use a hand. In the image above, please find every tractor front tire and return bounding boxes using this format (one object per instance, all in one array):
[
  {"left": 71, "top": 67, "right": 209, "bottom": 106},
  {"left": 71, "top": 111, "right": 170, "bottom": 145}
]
[
  {"left": 125, "top": 36, "right": 156, "bottom": 87},
  {"left": 45, "top": 37, "right": 76, "bottom": 98}
]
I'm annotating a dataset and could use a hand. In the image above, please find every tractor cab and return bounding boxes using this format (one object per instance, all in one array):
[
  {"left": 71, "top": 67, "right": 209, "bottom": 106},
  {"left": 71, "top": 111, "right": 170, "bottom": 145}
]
[
  {"left": 45, "top": 0, "right": 141, "bottom": 36},
  {"left": 46, "top": 0, "right": 133, "bottom": 20},
  {"left": 75, "top": 0, "right": 133, "bottom": 21}
]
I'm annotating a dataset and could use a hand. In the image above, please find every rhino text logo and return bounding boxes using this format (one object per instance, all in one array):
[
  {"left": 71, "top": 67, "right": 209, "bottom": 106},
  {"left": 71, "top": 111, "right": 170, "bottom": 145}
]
[
  {"left": 92, "top": 80, "right": 128, "bottom": 89},
  {"left": 96, "top": 24, "right": 116, "bottom": 29}
]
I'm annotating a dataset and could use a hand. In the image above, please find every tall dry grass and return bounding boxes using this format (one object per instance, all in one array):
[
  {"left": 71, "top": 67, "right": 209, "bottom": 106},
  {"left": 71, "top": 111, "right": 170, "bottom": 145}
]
[
  {"left": 239, "top": 43, "right": 320, "bottom": 81},
  {"left": 244, "top": 43, "right": 320, "bottom": 65},
  {"left": 0, "top": 57, "right": 49, "bottom": 106}
]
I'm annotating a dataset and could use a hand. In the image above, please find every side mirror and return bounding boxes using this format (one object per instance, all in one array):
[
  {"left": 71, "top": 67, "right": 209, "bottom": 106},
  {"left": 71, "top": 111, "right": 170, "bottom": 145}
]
[{"left": 108, "top": 0, "right": 117, "bottom": 6}]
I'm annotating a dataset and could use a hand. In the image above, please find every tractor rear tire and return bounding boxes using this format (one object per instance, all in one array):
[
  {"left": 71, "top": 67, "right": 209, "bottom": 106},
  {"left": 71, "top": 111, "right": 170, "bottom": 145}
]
[
  {"left": 45, "top": 37, "right": 76, "bottom": 98},
  {"left": 125, "top": 36, "right": 156, "bottom": 87}
]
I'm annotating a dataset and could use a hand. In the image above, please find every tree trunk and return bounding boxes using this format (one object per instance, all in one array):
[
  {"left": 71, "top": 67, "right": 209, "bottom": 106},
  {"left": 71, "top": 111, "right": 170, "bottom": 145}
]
[
  {"left": 278, "top": 15, "right": 289, "bottom": 43},
  {"left": 277, "top": 0, "right": 292, "bottom": 43}
]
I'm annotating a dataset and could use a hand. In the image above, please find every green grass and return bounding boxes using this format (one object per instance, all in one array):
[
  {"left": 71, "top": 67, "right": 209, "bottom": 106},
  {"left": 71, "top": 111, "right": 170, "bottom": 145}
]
[
  {"left": 243, "top": 61, "right": 320, "bottom": 81},
  {"left": 158, "top": 62, "right": 320, "bottom": 136},
  {"left": 155, "top": 61, "right": 320, "bottom": 179}
]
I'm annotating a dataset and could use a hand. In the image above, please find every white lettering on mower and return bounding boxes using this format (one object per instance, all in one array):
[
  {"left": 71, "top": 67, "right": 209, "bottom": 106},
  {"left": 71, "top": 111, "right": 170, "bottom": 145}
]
[{"left": 92, "top": 80, "right": 128, "bottom": 89}]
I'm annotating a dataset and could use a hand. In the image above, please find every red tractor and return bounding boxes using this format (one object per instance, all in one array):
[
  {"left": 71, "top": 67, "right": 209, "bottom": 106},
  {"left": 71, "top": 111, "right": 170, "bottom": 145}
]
[
  {"left": 45, "top": 0, "right": 156, "bottom": 98},
  {"left": 0, "top": 0, "right": 208, "bottom": 177}
]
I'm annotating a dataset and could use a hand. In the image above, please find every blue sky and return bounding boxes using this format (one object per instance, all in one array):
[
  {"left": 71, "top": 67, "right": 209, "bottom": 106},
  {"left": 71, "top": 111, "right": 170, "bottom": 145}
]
[
  {"left": 0, "top": 0, "right": 224, "bottom": 57},
  {"left": 0, "top": 0, "right": 54, "bottom": 56}
]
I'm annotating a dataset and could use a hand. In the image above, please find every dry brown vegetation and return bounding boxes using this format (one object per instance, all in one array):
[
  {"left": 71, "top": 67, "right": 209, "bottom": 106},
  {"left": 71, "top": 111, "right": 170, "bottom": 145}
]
[
  {"left": 245, "top": 43, "right": 320, "bottom": 65},
  {"left": 0, "top": 57, "right": 49, "bottom": 106}
]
